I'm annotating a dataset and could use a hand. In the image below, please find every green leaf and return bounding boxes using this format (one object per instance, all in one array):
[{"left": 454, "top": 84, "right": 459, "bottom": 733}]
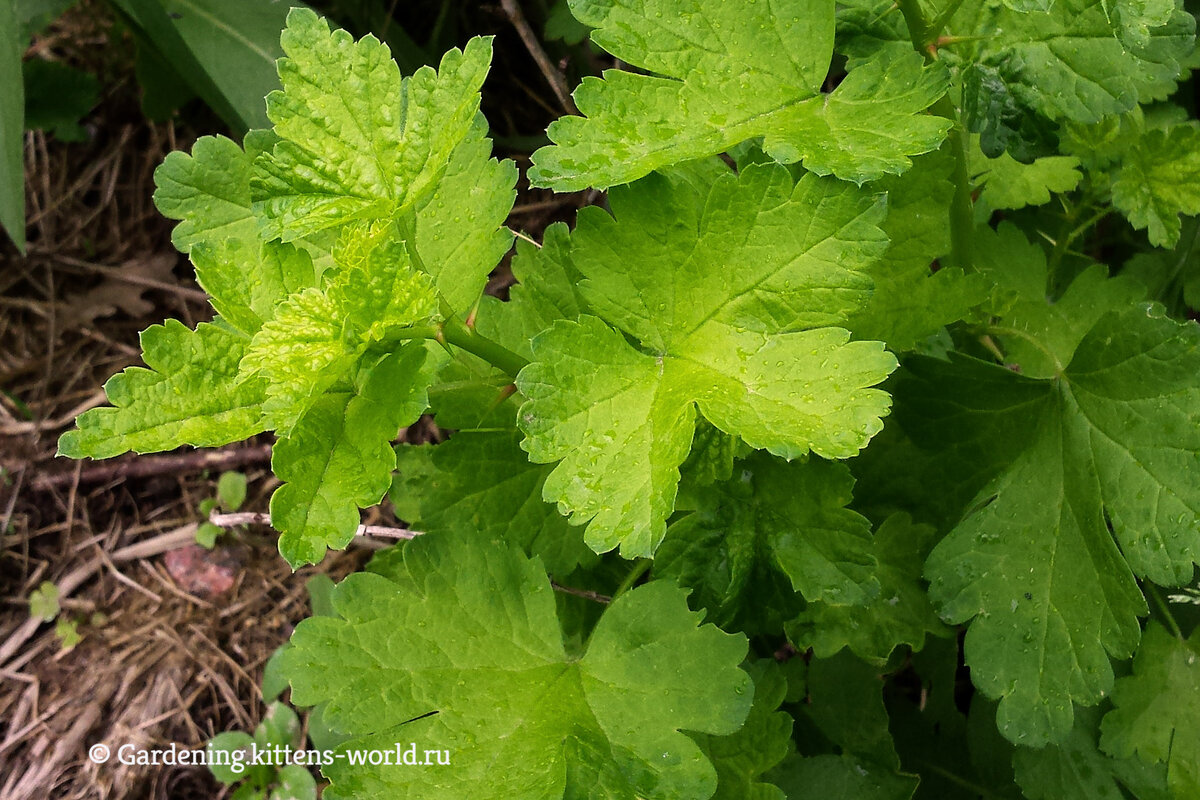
[
  {"left": 411, "top": 116, "right": 517, "bottom": 315},
  {"left": 190, "top": 239, "right": 317, "bottom": 336},
  {"left": 476, "top": 222, "right": 585, "bottom": 360},
  {"left": 529, "top": 0, "right": 949, "bottom": 189},
  {"left": 217, "top": 471, "right": 247, "bottom": 511},
  {"left": 0, "top": 0, "right": 25, "bottom": 252},
  {"left": 208, "top": 731, "right": 257, "bottom": 785},
  {"left": 798, "top": 650, "right": 901, "bottom": 769},
  {"left": 390, "top": 431, "right": 596, "bottom": 576},
  {"left": 153, "top": 133, "right": 269, "bottom": 254},
  {"left": 977, "top": 223, "right": 1144, "bottom": 379},
  {"left": 280, "top": 531, "right": 752, "bottom": 799},
  {"left": 1014, "top": 707, "right": 1171, "bottom": 800},
  {"left": 22, "top": 59, "right": 99, "bottom": 141},
  {"left": 788, "top": 513, "right": 949, "bottom": 664},
  {"left": 29, "top": 580, "right": 59, "bottom": 622},
  {"left": 59, "top": 320, "right": 267, "bottom": 459},
  {"left": 845, "top": 146, "right": 988, "bottom": 350},
  {"left": 251, "top": 9, "right": 493, "bottom": 241},
  {"left": 1112, "top": 123, "right": 1200, "bottom": 248},
  {"left": 1100, "top": 623, "right": 1200, "bottom": 797},
  {"left": 271, "top": 347, "right": 431, "bottom": 568},
  {"left": 975, "top": 150, "right": 1084, "bottom": 211},
  {"left": 517, "top": 166, "right": 898, "bottom": 557},
  {"left": 271, "top": 765, "right": 317, "bottom": 800},
  {"left": 948, "top": 0, "right": 1195, "bottom": 157},
  {"left": 196, "top": 522, "right": 221, "bottom": 549},
  {"left": 696, "top": 661, "right": 792, "bottom": 800},
  {"left": 241, "top": 227, "right": 439, "bottom": 432},
  {"left": 906, "top": 304, "right": 1200, "bottom": 745},
  {"left": 657, "top": 453, "right": 879, "bottom": 634},
  {"left": 767, "top": 754, "right": 917, "bottom": 800}
]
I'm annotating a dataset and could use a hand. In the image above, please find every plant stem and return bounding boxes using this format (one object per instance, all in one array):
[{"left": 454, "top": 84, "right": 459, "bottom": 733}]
[
  {"left": 612, "top": 558, "right": 652, "bottom": 600},
  {"left": 441, "top": 317, "right": 530, "bottom": 378},
  {"left": 396, "top": 320, "right": 529, "bottom": 379},
  {"left": 897, "top": 0, "right": 974, "bottom": 270}
]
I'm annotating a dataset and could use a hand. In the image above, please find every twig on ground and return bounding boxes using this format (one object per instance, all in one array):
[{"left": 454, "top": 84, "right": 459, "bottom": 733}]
[
  {"left": 500, "top": 0, "right": 578, "bottom": 115},
  {"left": 30, "top": 444, "right": 273, "bottom": 491},
  {"left": 208, "top": 511, "right": 421, "bottom": 541}
]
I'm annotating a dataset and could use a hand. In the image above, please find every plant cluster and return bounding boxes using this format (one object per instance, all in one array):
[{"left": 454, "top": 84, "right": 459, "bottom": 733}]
[{"left": 61, "top": 1, "right": 1200, "bottom": 798}]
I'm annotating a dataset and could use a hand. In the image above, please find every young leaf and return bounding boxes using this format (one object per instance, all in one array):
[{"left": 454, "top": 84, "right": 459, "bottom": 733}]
[
  {"left": 281, "top": 531, "right": 752, "bottom": 799},
  {"left": 529, "top": 0, "right": 950, "bottom": 189},
  {"left": 517, "top": 165, "right": 898, "bottom": 557},
  {"left": 59, "top": 320, "right": 267, "bottom": 459},
  {"left": 656, "top": 453, "right": 879, "bottom": 634},
  {"left": 241, "top": 228, "right": 439, "bottom": 432},
  {"left": 1111, "top": 123, "right": 1200, "bottom": 248},
  {"left": 905, "top": 304, "right": 1200, "bottom": 745},
  {"left": 190, "top": 239, "right": 317, "bottom": 336},
  {"left": 251, "top": 8, "right": 493, "bottom": 241},
  {"left": 271, "top": 347, "right": 431, "bottom": 568},
  {"left": 788, "top": 513, "right": 949, "bottom": 664},
  {"left": 390, "top": 431, "right": 596, "bottom": 576},
  {"left": 1100, "top": 623, "right": 1200, "bottom": 797}
]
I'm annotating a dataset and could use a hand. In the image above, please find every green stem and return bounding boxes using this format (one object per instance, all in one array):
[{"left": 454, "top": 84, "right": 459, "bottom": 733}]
[
  {"left": 394, "top": 321, "right": 530, "bottom": 380},
  {"left": 1145, "top": 582, "right": 1184, "bottom": 640},
  {"left": 441, "top": 317, "right": 529, "bottom": 378},
  {"left": 897, "top": 0, "right": 974, "bottom": 270},
  {"left": 612, "top": 558, "right": 652, "bottom": 600}
]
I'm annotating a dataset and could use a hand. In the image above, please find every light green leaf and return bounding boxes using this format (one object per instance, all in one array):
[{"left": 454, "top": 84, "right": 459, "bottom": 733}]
[
  {"left": 59, "top": 320, "right": 267, "bottom": 458},
  {"left": 271, "top": 347, "right": 431, "bottom": 568},
  {"left": 216, "top": 470, "right": 247, "bottom": 511},
  {"left": 251, "top": 8, "right": 493, "bottom": 240},
  {"left": 657, "top": 453, "right": 879, "bottom": 634},
  {"left": 412, "top": 116, "right": 517, "bottom": 315},
  {"left": 191, "top": 239, "right": 317, "bottom": 335},
  {"left": 242, "top": 228, "right": 439, "bottom": 432},
  {"left": 1, "top": 0, "right": 25, "bottom": 252},
  {"left": 476, "top": 222, "right": 585, "bottom": 360},
  {"left": 907, "top": 305, "right": 1200, "bottom": 745},
  {"left": 696, "top": 661, "right": 792, "bottom": 800},
  {"left": 788, "top": 513, "right": 949, "bottom": 664},
  {"left": 517, "top": 166, "right": 897, "bottom": 557},
  {"left": 28, "top": 581, "right": 59, "bottom": 622},
  {"left": 529, "top": 0, "right": 949, "bottom": 189},
  {"left": 390, "top": 431, "right": 596, "bottom": 576},
  {"left": 1112, "top": 124, "right": 1200, "bottom": 248},
  {"left": 281, "top": 531, "right": 752, "bottom": 799},
  {"left": 975, "top": 150, "right": 1084, "bottom": 211},
  {"left": 153, "top": 133, "right": 271, "bottom": 253},
  {"left": 1100, "top": 623, "right": 1200, "bottom": 797}
]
